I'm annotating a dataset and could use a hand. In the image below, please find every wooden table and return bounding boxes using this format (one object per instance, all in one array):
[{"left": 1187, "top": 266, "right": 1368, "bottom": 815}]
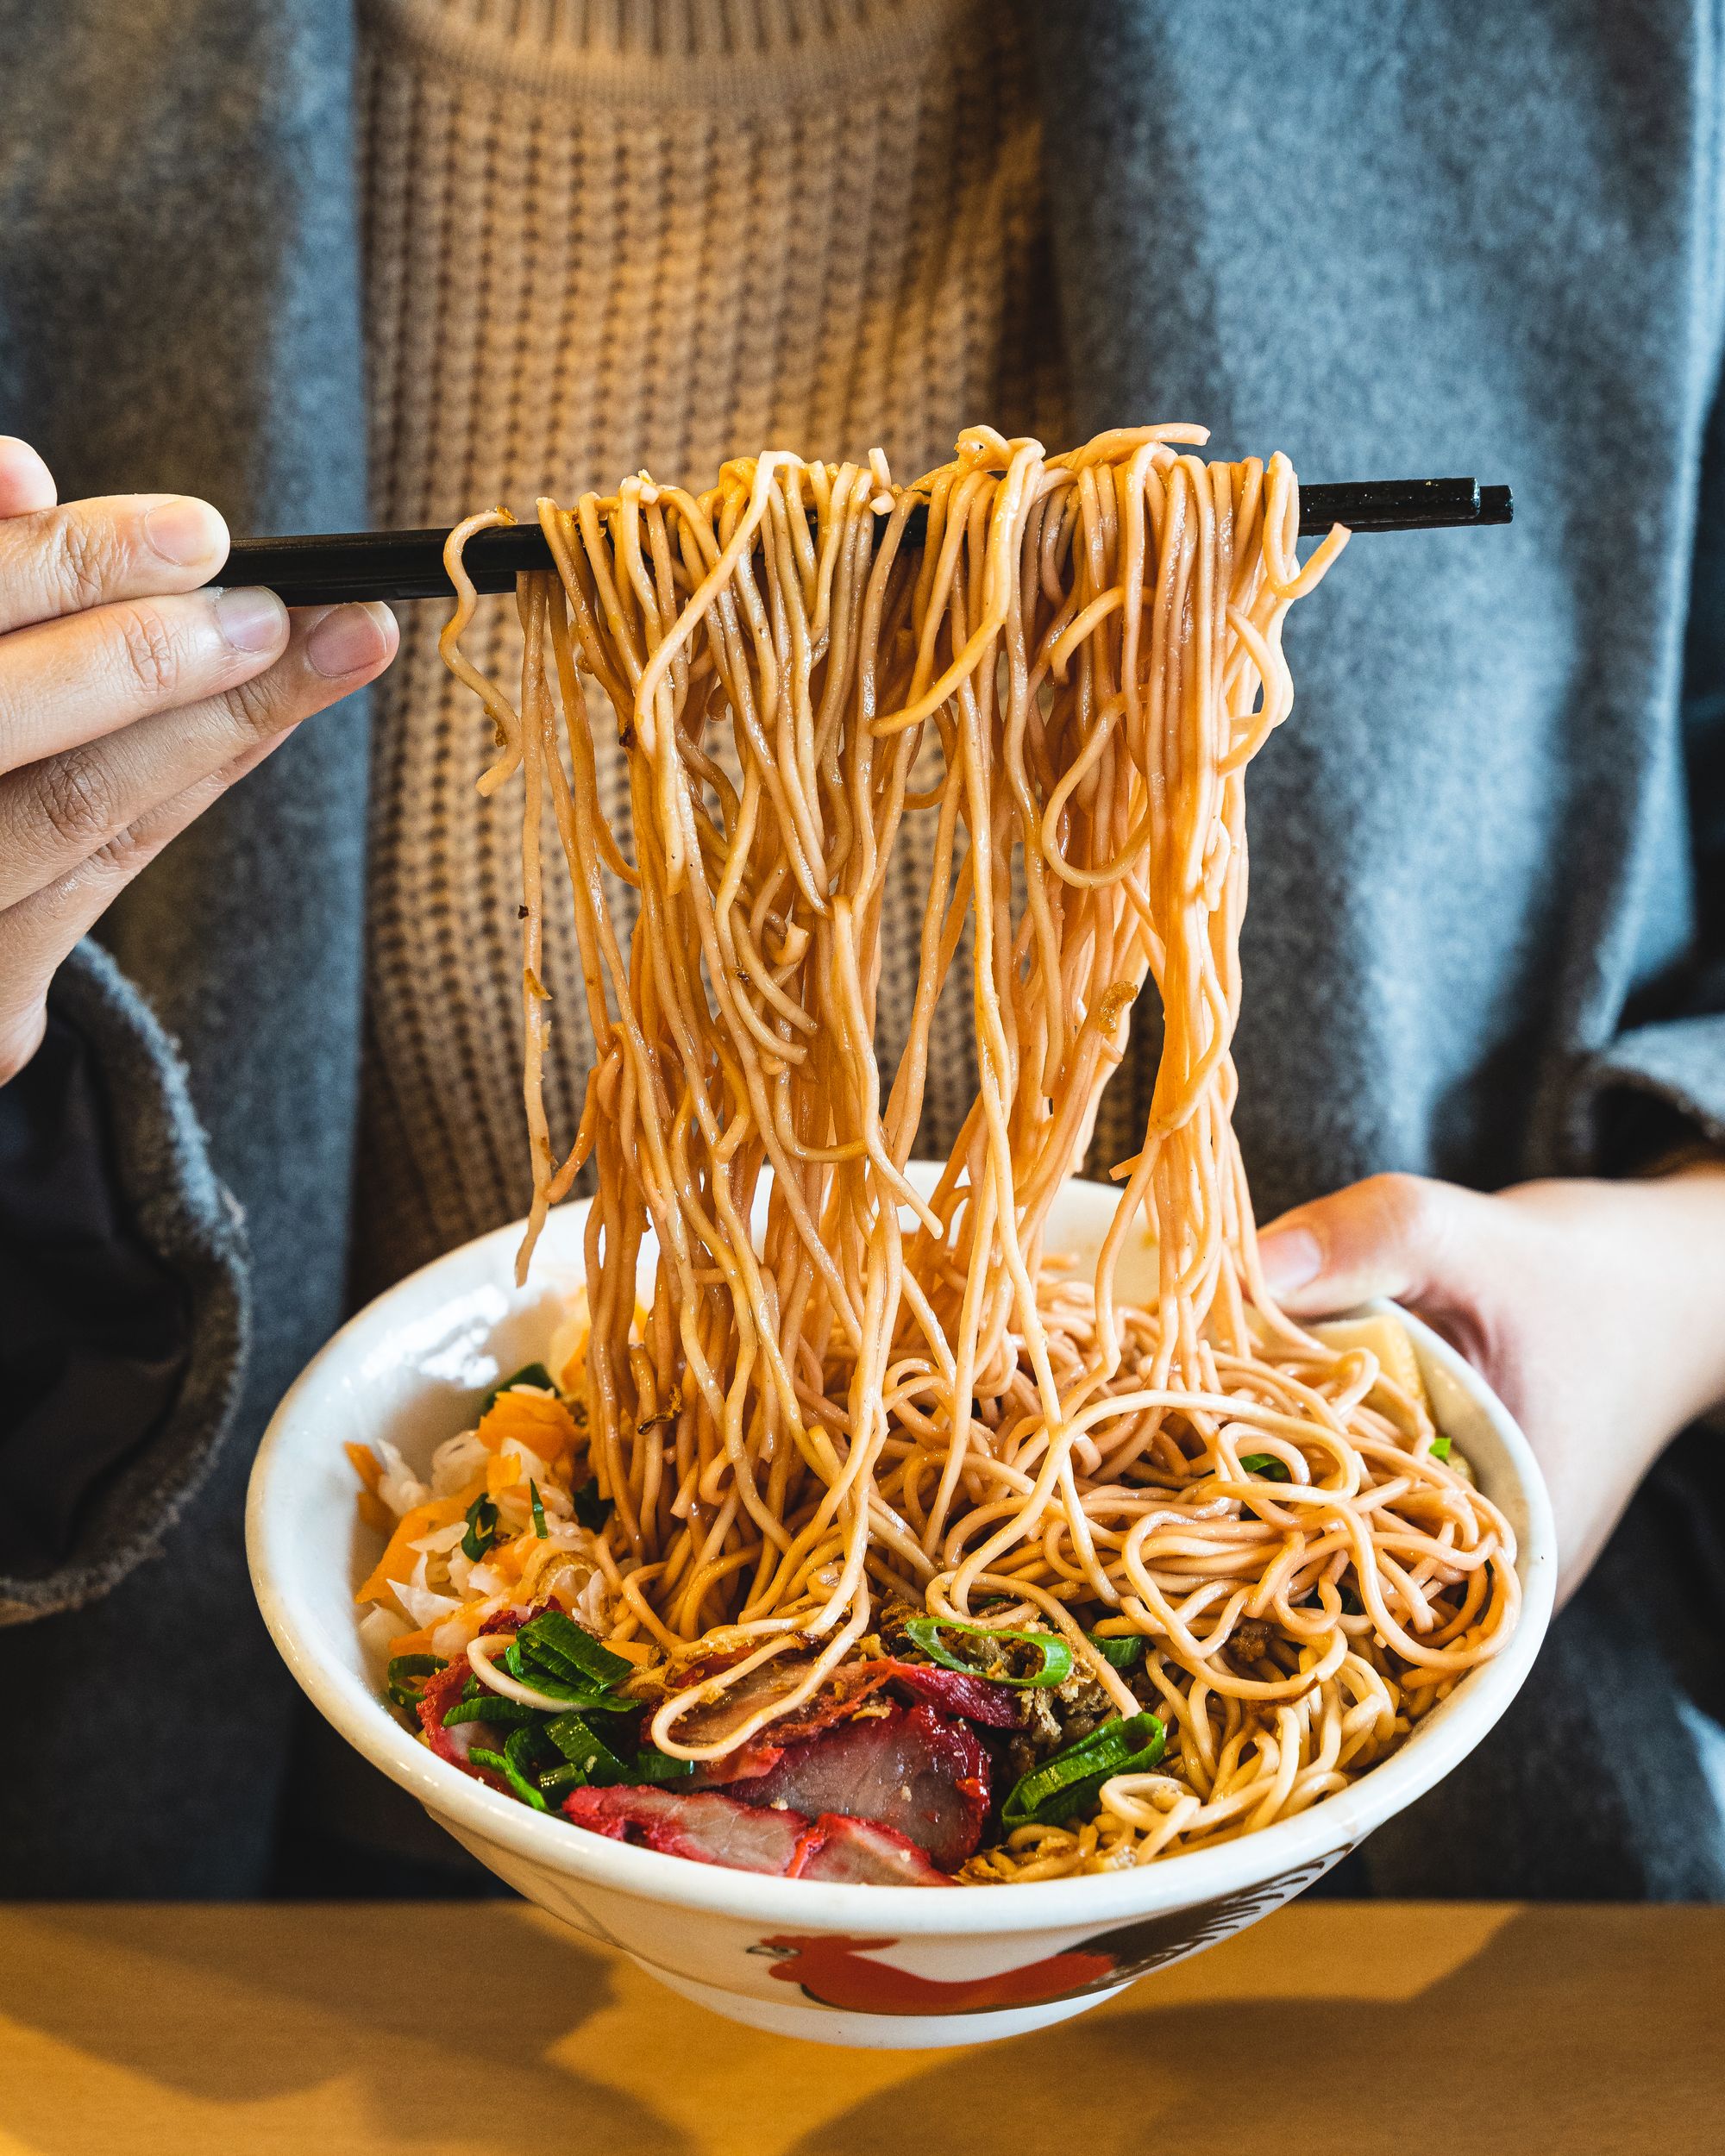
[{"left": 0, "top": 1902, "right": 1717, "bottom": 2153}]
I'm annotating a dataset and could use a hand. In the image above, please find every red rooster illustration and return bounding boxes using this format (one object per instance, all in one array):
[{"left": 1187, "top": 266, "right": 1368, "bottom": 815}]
[
  {"left": 754, "top": 1933, "right": 1116, "bottom": 2015},
  {"left": 749, "top": 1857, "right": 1344, "bottom": 2016}
]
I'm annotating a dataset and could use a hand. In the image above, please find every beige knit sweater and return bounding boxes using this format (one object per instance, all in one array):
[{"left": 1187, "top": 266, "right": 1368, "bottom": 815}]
[{"left": 352, "top": 0, "right": 1070, "bottom": 1293}]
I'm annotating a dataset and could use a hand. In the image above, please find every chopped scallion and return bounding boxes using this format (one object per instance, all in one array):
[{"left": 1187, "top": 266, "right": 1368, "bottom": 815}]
[
  {"left": 1237, "top": 1452, "right": 1292, "bottom": 1482},
  {"left": 537, "top": 1761, "right": 587, "bottom": 1800},
  {"left": 468, "top": 1743, "right": 549, "bottom": 1811},
  {"left": 389, "top": 1654, "right": 445, "bottom": 1682},
  {"left": 517, "top": 1609, "right": 632, "bottom": 1691},
  {"left": 902, "top": 1615, "right": 1075, "bottom": 1689},
  {"left": 499, "top": 1638, "right": 634, "bottom": 1712},
  {"left": 544, "top": 1712, "right": 631, "bottom": 1784},
  {"left": 630, "top": 1747, "right": 696, "bottom": 1784},
  {"left": 1001, "top": 1711, "right": 1165, "bottom": 1829},
  {"left": 1430, "top": 1436, "right": 1452, "bottom": 1462},
  {"left": 461, "top": 1492, "right": 500, "bottom": 1560},
  {"left": 505, "top": 1724, "right": 551, "bottom": 1776},
  {"left": 384, "top": 1653, "right": 445, "bottom": 1712},
  {"left": 1086, "top": 1631, "right": 1145, "bottom": 1671},
  {"left": 441, "top": 1695, "right": 542, "bottom": 1730},
  {"left": 530, "top": 1478, "right": 548, "bottom": 1538}
]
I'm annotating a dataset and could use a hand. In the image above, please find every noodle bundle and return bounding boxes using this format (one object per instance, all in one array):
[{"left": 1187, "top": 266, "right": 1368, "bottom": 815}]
[{"left": 429, "top": 424, "right": 1520, "bottom": 1878}]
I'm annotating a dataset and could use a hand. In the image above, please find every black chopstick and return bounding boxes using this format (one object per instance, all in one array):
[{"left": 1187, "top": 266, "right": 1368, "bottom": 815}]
[{"left": 214, "top": 477, "right": 1513, "bottom": 608}]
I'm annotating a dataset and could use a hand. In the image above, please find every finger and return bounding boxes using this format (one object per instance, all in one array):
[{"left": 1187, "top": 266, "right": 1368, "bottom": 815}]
[
  {"left": 1256, "top": 1173, "right": 1480, "bottom": 1316},
  {"left": 0, "top": 601, "right": 396, "bottom": 908},
  {"left": 0, "top": 736, "right": 271, "bottom": 1084},
  {"left": 0, "top": 605, "right": 394, "bottom": 1082},
  {"left": 0, "top": 489, "right": 230, "bottom": 637},
  {"left": 0, "top": 584, "right": 292, "bottom": 774},
  {"left": 0, "top": 437, "right": 58, "bottom": 520}
]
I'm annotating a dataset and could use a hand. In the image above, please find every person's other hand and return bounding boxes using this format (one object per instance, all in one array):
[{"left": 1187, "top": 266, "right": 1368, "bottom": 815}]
[
  {"left": 0, "top": 436, "right": 398, "bottom": 1081},
  {"left": 1258, "top": 1163, "right": 1725, "bottom": 1604}
]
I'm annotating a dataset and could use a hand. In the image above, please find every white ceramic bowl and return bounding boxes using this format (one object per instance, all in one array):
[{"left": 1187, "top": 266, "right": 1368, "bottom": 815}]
[{"left": 248, "top": 1170, "right": 1555, "bottom": 2049}]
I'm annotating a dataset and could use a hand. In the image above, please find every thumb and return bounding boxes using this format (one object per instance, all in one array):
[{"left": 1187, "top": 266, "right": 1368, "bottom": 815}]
[
  {"left": 1256, "top": 1172, "right": 1478, "bottom": 1319},
  {"left": 0, "top": 436, "right": 57, "bottom": 519}
]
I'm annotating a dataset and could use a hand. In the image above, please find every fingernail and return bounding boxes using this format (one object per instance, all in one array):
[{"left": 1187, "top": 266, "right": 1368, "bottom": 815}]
[
  {"left": 214, "top": 584, "right": 288, "bottom": 652},
  {"left": 307, "top": 600, "right": 393, "bottom": 679},
  {"left": 1258, "top": 1225, "right": 1323, "bottom": 1296},
  {"left": 144, "top": 496, "right": 227, "bottom": 567}
]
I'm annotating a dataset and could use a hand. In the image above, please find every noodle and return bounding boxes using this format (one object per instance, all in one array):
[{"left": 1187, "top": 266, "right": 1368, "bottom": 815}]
[{"left": 432, "top": 424, "right": 1520, "bottom": 1877}]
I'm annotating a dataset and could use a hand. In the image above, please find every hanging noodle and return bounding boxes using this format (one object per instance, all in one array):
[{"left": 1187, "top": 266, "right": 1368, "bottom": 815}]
[{"left": 429, "top": 424, "right": 1520, "bottom": 1878}]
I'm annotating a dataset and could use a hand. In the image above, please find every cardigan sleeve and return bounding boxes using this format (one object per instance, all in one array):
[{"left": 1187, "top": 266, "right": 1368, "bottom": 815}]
[
  {"left": 0, "top": 940, "right": 248, "bottom": 1625},
  {"left": 1577, "top": 1012, "right": 1725, "bottom": 1168},
  {"left": 1567, "top": 364, "right": 1725, "bottom": 1173}
]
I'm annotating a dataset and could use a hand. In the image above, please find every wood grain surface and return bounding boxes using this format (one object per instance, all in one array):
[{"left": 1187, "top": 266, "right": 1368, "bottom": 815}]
[{"left": 0, "top": 1902, "right": 1717, "bottom": 2154}]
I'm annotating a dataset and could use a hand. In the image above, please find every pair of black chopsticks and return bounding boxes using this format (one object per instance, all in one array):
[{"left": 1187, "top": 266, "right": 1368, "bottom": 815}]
[{"left": 213, "top": 477, "right": 1513, "bottom": 609}]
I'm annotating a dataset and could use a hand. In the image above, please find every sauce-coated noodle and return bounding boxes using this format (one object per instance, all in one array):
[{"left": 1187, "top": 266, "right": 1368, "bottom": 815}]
[{"left": 438, "top": 426, "right": 1519, "bottom": 1877}]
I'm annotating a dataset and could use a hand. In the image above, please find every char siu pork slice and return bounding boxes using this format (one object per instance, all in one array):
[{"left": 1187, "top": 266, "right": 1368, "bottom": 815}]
[
  {"left": 715, "top": 1702, "right": 990, "bottom": 1870},
  {"left": 861, "top": 1658, "right": 1026, "bottom": 1729},
  {"left": 563, "top": 1786, "right": 809, "bottom": 1873},
  {"left": 792, "top": 1814, "right": 951, "bottom": 1884},
  {"left": 561, "top": 1786, "right": 950, "bottom": 1883}
]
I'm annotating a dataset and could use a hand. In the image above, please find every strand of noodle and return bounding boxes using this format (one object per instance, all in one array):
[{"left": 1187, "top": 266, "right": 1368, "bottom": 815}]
[{"left": 431, "top": 426, "right": 1517, "bottom": 1877}]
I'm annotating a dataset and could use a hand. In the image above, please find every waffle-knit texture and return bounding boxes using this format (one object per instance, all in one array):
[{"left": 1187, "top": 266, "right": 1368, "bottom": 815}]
[{"left": 353, "top": 0, "right": 1069, "bottom": 1291}]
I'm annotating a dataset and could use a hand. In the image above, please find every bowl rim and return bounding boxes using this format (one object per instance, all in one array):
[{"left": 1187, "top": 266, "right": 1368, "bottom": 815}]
[{"left": 248, "top": 1194, "right": 1557, "bottom": 1935}]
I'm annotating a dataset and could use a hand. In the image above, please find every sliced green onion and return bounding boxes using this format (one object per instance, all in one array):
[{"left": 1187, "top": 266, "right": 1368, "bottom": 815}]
[
  {"left": 384, "top": 1652, "right": 446, "bottom": 1712},
  {"left": 530, "top": 1479, "right": 548, "bottom": 1538},
  {"left": 517, "top": 1609, "right": 632, "bottom": 1692},
  {"left": 480, "top": 1361, "right": 557, "bottom": 1415},
  {"left": 499, "top": 1639, "right": 634, "bottom": 1712},
  {"left": 1001, "top": 1711, "right": 1166, "bottom": 1830},
  {"left": 467, "top": 1743, "right": 549, "bottom": 1810},
  {"left": 902, "top": 1615, "right": 1075, "bottom": 1689},
  {"left": 525, "top": 1683, "right": 634, "bottom": 1716},
  {"left": 461, "top": 1492, "right": 500, "bottom": 1560},
  {"left": 538, "top": 1745, "right": 688, "bottom": 1795},
  {"left": 572, "top": 1476, "right": 612, "bottom": 1532},
  {"left": 1430, "top": 1436, "right": 1452, "bottom": 1462},
  {"left": 630, "top": 1747, "right": 696, "bottom": 1785},
  {"left": 544, "top": 1712, "right": 632, "bottom": 1785},
  {"left": 389, "top": 1653, "right": 445, "bottom": 1683},
  {"left": 1086, "top": 1631, "right": 1145, "bottom": 1671},
  {"left": 1237, "top": 1452, "right": 1292, "bottom": 1482},
  {"left": 505, "top": 1724, "right": 551, "bottom": 1776},
  {"left": 441, "top": 1695, "right": 543, "bottom": 1730},
  {"left": 537, "top": 1761, "right": 587, "bottom": 1800}
]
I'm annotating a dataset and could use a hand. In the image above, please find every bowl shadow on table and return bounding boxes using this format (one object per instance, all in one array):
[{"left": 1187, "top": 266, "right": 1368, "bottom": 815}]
[
  {"left": 0, "top": 1902, "right": 680, "bottom": 2155},
  {"left": 782, "top": 1905, "right": 1725, "bottom": 2156},
  {"left": 3, "top": 1902, "right": 1721, "bottom": 2155}
]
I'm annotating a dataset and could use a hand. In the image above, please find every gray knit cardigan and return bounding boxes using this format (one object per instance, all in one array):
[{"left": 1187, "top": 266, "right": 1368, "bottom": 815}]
[{"left": 1, "top": 0, "right": 1722, "bottom": 1896}]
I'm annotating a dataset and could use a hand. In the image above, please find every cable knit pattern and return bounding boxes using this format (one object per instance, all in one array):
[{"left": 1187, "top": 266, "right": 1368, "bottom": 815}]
[{"left": 353, "top": 0, "right": 1068, "bottom": 1292}]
